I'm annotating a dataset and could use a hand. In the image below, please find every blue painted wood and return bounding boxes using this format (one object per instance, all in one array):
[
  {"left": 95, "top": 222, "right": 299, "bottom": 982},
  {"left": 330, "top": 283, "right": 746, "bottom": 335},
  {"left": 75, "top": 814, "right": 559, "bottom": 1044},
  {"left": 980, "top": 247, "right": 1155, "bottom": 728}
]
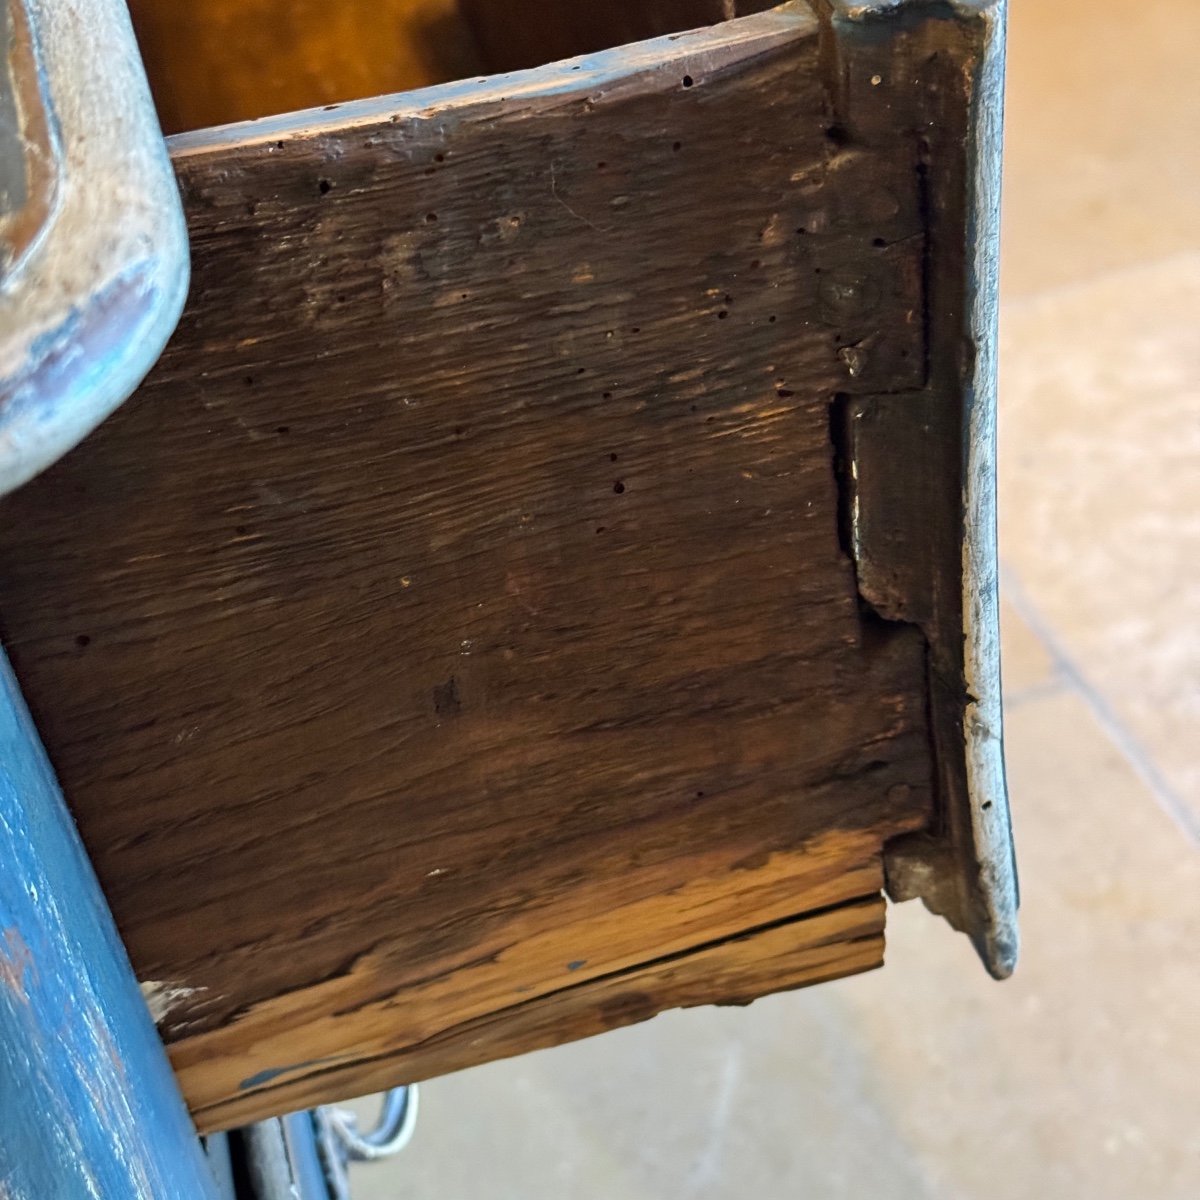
[{"left": 0, "top": 649, "right": 219, "bottom": 1199}]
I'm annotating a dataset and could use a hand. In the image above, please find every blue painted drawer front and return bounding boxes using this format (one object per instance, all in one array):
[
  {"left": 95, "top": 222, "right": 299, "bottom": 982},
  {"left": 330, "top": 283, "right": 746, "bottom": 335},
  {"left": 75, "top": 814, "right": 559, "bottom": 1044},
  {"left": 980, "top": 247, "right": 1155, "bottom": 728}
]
[{"left": 0, "top": 651, "right": 217, "bottom": 1199}]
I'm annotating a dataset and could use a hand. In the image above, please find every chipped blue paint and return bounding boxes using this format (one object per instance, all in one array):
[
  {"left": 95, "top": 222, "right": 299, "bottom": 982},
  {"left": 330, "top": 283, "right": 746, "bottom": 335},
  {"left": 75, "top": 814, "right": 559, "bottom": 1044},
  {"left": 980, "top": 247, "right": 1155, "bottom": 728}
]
[
  {"left": 566, "top": 960, "right": 587, "bottom": 972},
  {"left": 239, "top": 1056, "right": 338, "bottom": 1092},
  {"left": 0, "top": 649, "right": 218, "bottom": 1198}
]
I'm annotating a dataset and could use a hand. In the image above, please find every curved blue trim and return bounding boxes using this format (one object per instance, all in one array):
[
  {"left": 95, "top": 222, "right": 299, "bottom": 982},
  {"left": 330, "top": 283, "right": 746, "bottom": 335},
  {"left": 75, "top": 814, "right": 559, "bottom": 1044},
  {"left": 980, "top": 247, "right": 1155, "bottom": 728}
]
[{"left": 0, "top": 651, "right": 218, "bottom": 1199}]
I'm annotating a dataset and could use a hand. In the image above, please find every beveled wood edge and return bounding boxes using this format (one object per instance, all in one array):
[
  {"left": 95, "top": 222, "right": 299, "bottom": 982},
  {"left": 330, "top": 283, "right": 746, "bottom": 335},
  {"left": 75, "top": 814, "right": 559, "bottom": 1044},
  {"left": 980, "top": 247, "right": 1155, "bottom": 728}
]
[
  {"left": 957, "top": 0, "right": 1018, "bottom": 978},
  {"left": 0, "top": 0, "right": 188, "bottom": 497},
  {"left": 167, "top": 2, "right": 819, "bottom": 156}
]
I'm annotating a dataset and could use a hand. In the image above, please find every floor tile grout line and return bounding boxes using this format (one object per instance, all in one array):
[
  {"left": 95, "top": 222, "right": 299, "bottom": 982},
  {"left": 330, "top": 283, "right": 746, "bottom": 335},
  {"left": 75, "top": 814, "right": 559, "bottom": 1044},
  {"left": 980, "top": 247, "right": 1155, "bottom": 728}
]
[
  {"left": 1002, "top": 677, "right": 1068, "bottom": 711},
  {"left": 999, "top": 560, "right": 1200, "bottom": 845}
]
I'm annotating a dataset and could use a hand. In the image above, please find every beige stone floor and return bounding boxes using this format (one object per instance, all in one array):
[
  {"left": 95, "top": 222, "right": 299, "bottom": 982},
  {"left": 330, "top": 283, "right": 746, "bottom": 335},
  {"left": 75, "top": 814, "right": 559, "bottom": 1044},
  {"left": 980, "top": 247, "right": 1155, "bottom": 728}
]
[{"left": 350, "top": 2, "right": 1200, "bottom": 1195}]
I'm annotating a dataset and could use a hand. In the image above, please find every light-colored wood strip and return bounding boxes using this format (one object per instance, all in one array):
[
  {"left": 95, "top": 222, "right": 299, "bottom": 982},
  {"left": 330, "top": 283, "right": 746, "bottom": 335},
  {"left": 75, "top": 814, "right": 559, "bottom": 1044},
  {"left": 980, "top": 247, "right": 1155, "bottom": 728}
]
[{"left": 197, "top": 893, "right": 888, "bottom": 1129}]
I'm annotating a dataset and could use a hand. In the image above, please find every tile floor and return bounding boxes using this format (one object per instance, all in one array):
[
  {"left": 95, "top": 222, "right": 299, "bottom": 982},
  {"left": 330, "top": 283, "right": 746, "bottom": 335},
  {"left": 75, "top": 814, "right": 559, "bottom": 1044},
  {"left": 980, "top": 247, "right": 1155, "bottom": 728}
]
[{"left": 350, "top": 2, "right": 1200, "bottom": 1194}]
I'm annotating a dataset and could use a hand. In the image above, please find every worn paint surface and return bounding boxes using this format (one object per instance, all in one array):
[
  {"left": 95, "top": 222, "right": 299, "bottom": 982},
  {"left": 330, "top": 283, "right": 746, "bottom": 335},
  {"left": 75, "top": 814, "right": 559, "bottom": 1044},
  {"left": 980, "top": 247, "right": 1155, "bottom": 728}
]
[
  {"left": 0, "top": 0, "right": 188, "bottom": 496},
  {"left": 140, "top": 980, "right": 210, "bottom": 1026},
  {"left": 817, "top": 0, "right": 1017, "bottom": 977},
  {"left": 0, "top": 651, "right": 218, "bottom": 1199},
  {"left": 0, "top": 0, "right": 59, "bottom": 278},
  {"left": 955, "top": 0, "right": 1019, "bottom": 976}
]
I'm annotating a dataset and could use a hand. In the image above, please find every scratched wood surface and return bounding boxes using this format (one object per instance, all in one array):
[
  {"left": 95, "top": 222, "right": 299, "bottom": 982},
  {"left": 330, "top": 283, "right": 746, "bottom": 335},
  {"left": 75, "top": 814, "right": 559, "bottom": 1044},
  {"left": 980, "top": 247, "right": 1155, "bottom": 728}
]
[{"left": 0, "top": 6, "right": 948, "bottom": 1128}]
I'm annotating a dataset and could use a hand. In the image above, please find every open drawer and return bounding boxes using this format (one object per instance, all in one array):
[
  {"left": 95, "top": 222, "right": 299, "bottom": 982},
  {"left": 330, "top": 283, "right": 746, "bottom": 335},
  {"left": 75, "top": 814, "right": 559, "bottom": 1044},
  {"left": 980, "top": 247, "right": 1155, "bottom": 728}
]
[{"left": 1, "top": 0, "right": 1015, "bottom": 1137}]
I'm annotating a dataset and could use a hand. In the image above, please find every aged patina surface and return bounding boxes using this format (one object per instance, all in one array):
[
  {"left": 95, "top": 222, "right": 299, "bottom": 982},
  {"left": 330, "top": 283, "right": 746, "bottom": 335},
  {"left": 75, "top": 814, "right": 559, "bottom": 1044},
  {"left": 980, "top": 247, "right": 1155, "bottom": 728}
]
[
  {"left": 0, "top": 0, "right": 188, "bottom": 497},
  {"left": 0, "top": 0, "right": 1012, "bottom": 1134}
]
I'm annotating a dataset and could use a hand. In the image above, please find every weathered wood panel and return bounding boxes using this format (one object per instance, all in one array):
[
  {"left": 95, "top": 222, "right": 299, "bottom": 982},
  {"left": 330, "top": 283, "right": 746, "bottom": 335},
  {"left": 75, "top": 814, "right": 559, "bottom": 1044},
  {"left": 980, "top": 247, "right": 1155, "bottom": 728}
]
[{"left": 0, "top": 6, "right": 949, "bottom": 1127}]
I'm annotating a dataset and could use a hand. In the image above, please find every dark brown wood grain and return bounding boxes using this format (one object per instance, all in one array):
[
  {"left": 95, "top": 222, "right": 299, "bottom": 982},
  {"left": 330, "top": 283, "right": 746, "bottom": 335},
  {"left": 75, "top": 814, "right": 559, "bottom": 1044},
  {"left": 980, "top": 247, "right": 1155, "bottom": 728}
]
[{"left": 0, "top": 7, "right": 948, "bottom": 1126}]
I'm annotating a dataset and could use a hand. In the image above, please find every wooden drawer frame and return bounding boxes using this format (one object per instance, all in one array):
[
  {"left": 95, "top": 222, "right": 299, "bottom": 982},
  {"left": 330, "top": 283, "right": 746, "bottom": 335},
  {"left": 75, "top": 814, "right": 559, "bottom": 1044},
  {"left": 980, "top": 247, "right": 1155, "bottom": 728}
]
[{"left": 0, "top": 0, "right": 1014, "bottom": 1189}]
